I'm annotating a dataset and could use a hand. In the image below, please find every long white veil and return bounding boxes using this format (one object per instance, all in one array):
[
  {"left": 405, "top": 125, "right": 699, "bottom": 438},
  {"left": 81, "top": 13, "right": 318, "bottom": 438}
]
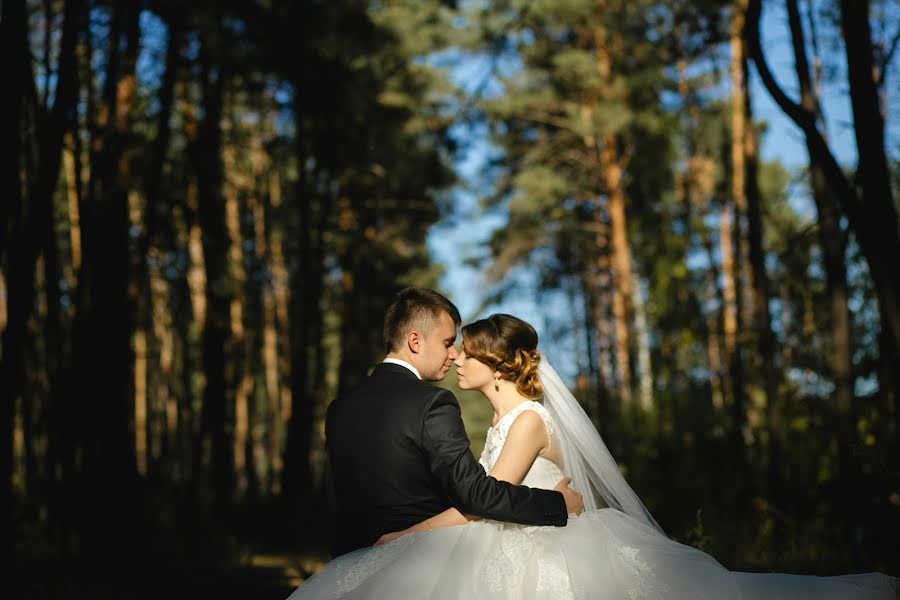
[{"left": 538, "top": 360, "right": 664, "bottom": 535}]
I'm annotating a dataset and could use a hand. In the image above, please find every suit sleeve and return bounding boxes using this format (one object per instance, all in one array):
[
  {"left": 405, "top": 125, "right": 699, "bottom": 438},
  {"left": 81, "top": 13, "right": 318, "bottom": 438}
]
[{"left": 421, "top": 388, "right": 568, "bottom": 527}]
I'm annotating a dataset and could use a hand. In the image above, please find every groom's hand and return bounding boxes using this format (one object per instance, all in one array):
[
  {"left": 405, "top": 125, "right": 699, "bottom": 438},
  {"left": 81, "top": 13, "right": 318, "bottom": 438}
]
[
  {"left": 554, "top": 477, "right": 584, "bottom": 516},
  {"left": 375, "top": 526, "right": 414, "bottom": 546}
]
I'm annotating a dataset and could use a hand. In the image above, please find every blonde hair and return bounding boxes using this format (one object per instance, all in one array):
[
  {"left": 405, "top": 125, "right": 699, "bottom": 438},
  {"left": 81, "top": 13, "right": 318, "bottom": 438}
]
[{"left": 461, "top": 314, "right": 543, "bottom": 399}]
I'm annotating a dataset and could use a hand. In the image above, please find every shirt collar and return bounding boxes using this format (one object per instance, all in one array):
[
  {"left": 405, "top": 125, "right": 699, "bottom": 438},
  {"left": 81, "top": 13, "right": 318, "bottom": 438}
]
[{"left": 382, "top": 358, "right": 422, "bottom": 380}]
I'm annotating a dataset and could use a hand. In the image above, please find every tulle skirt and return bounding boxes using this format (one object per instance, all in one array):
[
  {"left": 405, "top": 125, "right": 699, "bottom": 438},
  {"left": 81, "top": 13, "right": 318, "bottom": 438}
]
[{"left": 288, "top": 508, "right": 899, "bottom": 599}]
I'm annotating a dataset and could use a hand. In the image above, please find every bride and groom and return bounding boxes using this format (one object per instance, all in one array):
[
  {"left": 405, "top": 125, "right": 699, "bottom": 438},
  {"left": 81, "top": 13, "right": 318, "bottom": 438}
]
[{"left": 289, "top": 287, "right": 898, "bottom": 599}]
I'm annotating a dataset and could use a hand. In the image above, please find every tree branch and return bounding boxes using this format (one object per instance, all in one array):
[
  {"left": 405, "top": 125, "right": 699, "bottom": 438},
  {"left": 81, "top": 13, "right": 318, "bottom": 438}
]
[
  {"left": 745, "top": 0, "right": 860, "bottom": 231},
  {"left": 745, "top": 0, "right": 814, "bottom": 132},
  {"left": 877, "top": 23, "right": 900, "bottom": 88}
]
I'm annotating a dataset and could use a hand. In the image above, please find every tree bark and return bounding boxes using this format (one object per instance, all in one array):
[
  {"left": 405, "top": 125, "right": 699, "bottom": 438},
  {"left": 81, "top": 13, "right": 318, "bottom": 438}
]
[
  {"left": 742, "top": 58, "right": 783, "bottom": 565},
  {"left": 75, "top": 0, "right": 140, "bottom": 555},
  {"left": 786, "top": 0, "right": 859, "bottom": 551},
  {"left": 284, "top": 81, "right": 316, "bottom": 505},
  {"left": 195, "top": 43, "right": 235, "bottom": 518},
  {"left": 839, "top": 0, "right": 900, "bottom": 408},
  {"left": 142, "top": 13, "right": 183, "bottom": 482},
  {"left": 727, "top": 1, "right": 748, "bottom": 447},
  {"left": 0, "top": 0, "right": 28, "bottom": 562},
  {"left": 602, "top": 140, "right": 635, "bottom": 405}
]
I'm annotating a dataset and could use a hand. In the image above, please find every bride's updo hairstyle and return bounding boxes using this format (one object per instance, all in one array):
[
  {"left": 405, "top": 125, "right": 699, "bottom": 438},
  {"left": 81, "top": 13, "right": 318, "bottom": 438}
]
[{"left": 461, "top": 314, "right": 543, "bottom": 400}]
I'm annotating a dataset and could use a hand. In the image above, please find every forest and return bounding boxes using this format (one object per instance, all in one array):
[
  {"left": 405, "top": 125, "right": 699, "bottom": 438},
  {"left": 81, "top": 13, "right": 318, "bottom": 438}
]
[{"left": 2, "top": 0, "right": 898, "bottom": 597}]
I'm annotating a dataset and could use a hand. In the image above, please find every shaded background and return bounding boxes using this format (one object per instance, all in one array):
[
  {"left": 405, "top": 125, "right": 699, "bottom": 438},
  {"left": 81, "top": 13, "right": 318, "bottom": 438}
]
[{"left": 2, "top": 0, "right": 899, "bottom": 597}]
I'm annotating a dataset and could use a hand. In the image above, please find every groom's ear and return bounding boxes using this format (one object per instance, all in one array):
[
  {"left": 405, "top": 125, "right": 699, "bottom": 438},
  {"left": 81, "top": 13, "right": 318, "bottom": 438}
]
[{"left": 407, "top": 331, "right": 421, "bottom": 354}]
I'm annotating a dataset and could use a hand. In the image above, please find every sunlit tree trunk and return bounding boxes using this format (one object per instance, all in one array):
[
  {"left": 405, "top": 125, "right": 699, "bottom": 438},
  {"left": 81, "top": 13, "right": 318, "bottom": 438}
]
[
  {"left": 149, "top": 259, "right": 176, "bottom": 474},
  {"left": 727, "top": 0, "right": 749, "bottom": 449},
  {"left": 224, "top": 156, "right": 250, "bottom": 497},
  {"left": 268, "top": 167, "right": 292, "bottom": 498},
  {"left": 176, "top": 175, "right": 206, "bottom": 537},
  {"left": 63, "top": 132, "right": 83, "bottom": 281},
  {"left": 590, "top": 12, "right": 635, "bottom": 404},
  {"left": 135, "top": 16, "right": 183, "bottom": 483},
  {"left": 603, "top": 146, "right": 634, "bottom": 405},
  {"left": 632, "top": 279, "right": 653, "bottom": 410}
]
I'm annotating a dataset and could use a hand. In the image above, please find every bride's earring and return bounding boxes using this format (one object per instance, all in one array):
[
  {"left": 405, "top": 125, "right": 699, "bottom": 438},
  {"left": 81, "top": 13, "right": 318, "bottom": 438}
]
[{"left": 494, "top": 375, "right": 500, "bottom": 392}]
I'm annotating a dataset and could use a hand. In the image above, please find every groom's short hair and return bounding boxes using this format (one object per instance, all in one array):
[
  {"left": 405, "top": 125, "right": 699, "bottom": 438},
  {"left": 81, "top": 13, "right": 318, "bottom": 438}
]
[{"left": 383, "top": 287, "right": 461, "bottom": 353}]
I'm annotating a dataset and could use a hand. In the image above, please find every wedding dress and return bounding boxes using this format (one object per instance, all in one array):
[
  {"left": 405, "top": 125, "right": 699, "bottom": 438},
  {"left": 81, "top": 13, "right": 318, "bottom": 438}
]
[{"left": 288, "top": 363, "right": 899, "bottom": 599}]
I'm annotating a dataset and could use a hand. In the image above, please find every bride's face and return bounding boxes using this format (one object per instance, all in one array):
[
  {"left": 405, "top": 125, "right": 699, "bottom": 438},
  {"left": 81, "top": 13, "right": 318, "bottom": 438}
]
[{"left": 453, "top": 349, "right": 495, "bottom": 392}]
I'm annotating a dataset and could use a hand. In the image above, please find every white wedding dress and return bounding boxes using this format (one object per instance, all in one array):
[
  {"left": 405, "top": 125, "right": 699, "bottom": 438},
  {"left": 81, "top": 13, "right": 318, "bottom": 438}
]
[{"left": 288, "top": 396, "right": 898, "bottom": 599}]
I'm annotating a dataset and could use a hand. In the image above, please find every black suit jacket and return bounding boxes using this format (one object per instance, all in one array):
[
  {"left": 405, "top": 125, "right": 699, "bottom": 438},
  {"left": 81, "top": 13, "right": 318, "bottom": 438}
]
[{"left": 325, "top": 362, "right": 568, "bottom": 557}]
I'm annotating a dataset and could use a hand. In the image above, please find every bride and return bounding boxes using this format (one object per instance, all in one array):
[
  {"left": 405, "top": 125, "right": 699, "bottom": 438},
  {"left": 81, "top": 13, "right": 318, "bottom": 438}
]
[{"left": 289, "top": 314, "right": 898, "bottom": 599}]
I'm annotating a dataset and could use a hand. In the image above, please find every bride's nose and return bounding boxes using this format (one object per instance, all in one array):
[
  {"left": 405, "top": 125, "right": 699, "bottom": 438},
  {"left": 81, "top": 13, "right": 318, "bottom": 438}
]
[{"left": 453, "top": 350, "right": 465, "bottom": 366}]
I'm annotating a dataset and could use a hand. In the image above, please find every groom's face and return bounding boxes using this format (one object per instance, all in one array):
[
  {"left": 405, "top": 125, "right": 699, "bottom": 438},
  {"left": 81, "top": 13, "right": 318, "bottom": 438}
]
[{"left": 417, "top": 310, "right": 459, "bottom": 381}]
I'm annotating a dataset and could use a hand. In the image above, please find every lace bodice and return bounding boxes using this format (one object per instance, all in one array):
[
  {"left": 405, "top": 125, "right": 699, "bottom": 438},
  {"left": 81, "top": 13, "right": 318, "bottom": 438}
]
[{"left": 478, "top": 401, "right": 565, "bottom": 490}]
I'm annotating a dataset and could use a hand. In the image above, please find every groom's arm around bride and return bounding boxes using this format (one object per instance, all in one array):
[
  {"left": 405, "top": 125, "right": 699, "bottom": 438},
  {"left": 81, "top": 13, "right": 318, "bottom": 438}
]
[{"left": 325, "top": 288, "right": 581, "bottom": 557}]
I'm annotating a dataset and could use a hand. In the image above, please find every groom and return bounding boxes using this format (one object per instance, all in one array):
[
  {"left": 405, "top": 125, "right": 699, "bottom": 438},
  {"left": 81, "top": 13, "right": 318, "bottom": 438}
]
[{"left": 325, "top": 287, "right": 583, "bottom": 557}]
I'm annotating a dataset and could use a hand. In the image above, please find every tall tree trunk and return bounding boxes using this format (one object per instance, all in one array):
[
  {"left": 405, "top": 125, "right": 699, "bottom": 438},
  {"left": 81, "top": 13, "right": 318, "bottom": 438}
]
[
  {"left": 195, "top": 44, "right": 235, "bottom": 519},
  {"left": 578, "top": 107, "right": 612, "bottom": 416},
  {"left": 308, "top": 188, "right": 330, "bottom": 496},
  {"left": 133, "top": 17, "right": 184, "bottom": 479},
  {"left": 223, "top": 171, "right": 249, "bottom": 494},
  {"left": 62, "top": 132, "right": 82, "bottom": 285},
  {"left": 285, "top": 84, "right": 315, "bottom": 506},
  {"left": 742, "top": 58, "right": 783, "bottom": 565},
  {"left": 268, "top": 168, "right": 294, "bottom": 498},
  {"left": 687, "top": 154, "right": 727, "bottom": 412},
  {"left": 727, "top": 0, "right": 748, "bottom": 455},
  {"left": 57, "top": 19, "right": 91, "bottom": 551},
  {"left": 76, "top": 0, "right": 140, "bottom": 555},
  {"left": 839, "top": 0, "right": 900, "bottom": 407},
  {"left": 42, "top": 129, "right": 67, "bottom": 551},
  {"left": 677, "top": 58, "right": 726, "bottom": 412},
  {"left": 786, "top": 0, "right": 859, "bottom": 554},
  {"left": 632, "top": 278, "right": 653, "bottom": 411},
  {"left": 150, "top": 15, "right": 182, "bottom": 470},
  {"left": 175, "top": 177, "right": 205, "bottom": 544},
  {"left": 589, "top": 11, "right": 634, "bottom": 405},
  {"left": 602, "top": 140, "right": 635, "bottom": 405},
  {"left": 0, "top": 0, "right": 28, "bottom": 266},
  {"left": 0, "top": 0, "right": 29, "bottom": 562}
]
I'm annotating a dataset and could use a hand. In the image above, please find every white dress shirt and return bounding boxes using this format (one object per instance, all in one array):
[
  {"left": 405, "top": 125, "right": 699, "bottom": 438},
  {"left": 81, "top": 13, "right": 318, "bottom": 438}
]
[{"left": 382, "top": 358, "right": 422, "bottom": 380}]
